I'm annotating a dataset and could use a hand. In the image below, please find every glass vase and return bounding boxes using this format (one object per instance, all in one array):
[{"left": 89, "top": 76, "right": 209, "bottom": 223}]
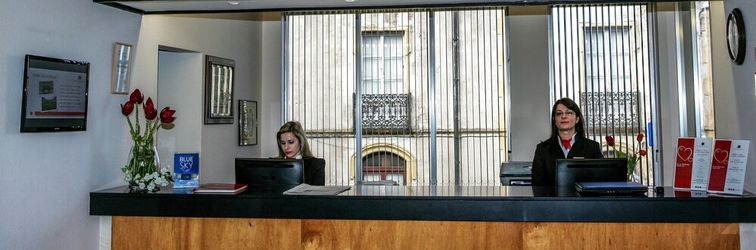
[
  {"left": 126, "top": 145, "right": 161, "bottom": 193},
  {"left": 627, "top": 162, "right": 640, "bottom": 183}
]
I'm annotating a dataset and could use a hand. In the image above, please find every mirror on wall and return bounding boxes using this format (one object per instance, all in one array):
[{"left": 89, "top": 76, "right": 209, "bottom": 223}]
[{"left": 111, "top": 42, "right": 133, "bottom": 94}]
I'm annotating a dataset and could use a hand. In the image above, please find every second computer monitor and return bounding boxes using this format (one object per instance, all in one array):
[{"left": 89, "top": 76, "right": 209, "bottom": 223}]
[{"left": 555, "top": 158, "right": 627, "bottom": 187}]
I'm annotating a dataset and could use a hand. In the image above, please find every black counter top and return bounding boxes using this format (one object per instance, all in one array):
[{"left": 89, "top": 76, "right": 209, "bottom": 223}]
[{"left": 90, "top": 185, "right": 756, "bottom": 223}]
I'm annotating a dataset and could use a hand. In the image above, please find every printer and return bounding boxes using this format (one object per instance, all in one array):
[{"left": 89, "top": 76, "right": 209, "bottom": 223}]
[{"left": 500, "top": 161, "right": 532, "bottom": 186}]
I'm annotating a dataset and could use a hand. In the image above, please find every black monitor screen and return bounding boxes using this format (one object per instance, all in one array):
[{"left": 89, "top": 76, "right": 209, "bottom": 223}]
[
  {"left": 555, "top": 158, "right": 627, "bottom": 187},
  {"left": 20, "top": 54, "right": 89, "bottom": 132},
  {"left": 235, "top": 158, "right": 304, "bottom": 187}
]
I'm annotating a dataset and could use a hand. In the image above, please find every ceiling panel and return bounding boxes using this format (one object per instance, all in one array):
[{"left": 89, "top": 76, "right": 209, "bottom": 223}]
[{"left": 95, "top": 0, "right": 684, "bottom": 14}]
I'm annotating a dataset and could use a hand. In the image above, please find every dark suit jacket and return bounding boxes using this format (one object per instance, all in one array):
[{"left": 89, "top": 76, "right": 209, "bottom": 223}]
[
  {"left": 303, "top": 156, "right": 326, "bottom": 185},
  {"left": 531, "top": 136, "right": 603, "bottom": 186}
]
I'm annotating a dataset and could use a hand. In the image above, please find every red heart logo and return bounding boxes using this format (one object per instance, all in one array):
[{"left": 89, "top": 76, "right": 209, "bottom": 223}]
[
  {"left": 677, "top": 146, "right": 693, "bottom": 162},
  {"left": 713, "top": 148, "right": 729, "bottom": 164}
]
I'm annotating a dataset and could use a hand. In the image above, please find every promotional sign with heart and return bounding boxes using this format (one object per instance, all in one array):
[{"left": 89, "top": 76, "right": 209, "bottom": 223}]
[
  {"left": 690, "top": 138, "right": 713, "bottom": 190},
  {"left": 673, "top": 137, "right": 713, "bottom": 190},
  {"left": 707, "top": 140, "right": 731, "bottom": 193},
  {"left": 708, "top": 140, "right": 750, "bottom": 195},
  {"left": 673, "top": 138, "right": 695, "bottom": 189}
]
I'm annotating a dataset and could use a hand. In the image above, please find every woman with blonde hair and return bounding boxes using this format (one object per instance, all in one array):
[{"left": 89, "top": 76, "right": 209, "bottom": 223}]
[{"left": 276, "top": 121, "right": 325, "bottom": 185}]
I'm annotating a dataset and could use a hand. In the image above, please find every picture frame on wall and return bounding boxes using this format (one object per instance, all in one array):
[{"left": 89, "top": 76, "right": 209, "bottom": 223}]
[
  {"left": 239, "top": 100, "right": 258, "bottom": 146},
  {"left": 110, "top": 42, "right": 133, "bottom": 94},
  {"left": 204, "top": 55, "right": 235, "bottom": 124}
]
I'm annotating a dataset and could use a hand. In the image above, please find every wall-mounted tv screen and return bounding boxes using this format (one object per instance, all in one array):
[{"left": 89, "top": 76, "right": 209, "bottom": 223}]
[{"left": 20, "top": 54, "right": 90, "bottom": 132}]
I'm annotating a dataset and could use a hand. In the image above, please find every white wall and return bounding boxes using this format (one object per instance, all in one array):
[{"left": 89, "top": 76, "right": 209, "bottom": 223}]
[
  {"left": 133, "top": 15, "right": 263, "bottom": 183},
  {"left": 2, "top": 1, "right": 754, "bottom": 249},
  {"left": 508, "top": 7, "right": 552, "bottom": 162},
  {"left": 0, "top": 2, "right": 263, "bottom": 249},
  {"left": 157, "top": 50, "right": 203, "bottom": 169},
  {"left": 0, "top": 1, "right": 141, "bottom": 249},
  {"left": 721, "top": 0, "right": 756, "bottom": 195},
  {"left": 719, "top": 0, "right": 755, "bottom": 248},
  {"left": 260, "top": 13, "right": 284, "bottom": 157}
]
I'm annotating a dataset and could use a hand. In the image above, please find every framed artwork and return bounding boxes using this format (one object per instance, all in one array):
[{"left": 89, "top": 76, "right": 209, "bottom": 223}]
[
  {"left": 110, "top": 42, "right": 133, "bottom": 94},
  {"left": 204, "top": 55, "right": 235, "bottom": 124},
  {"left": 239, "top": 100, "right": 258, "bottom": 146}
]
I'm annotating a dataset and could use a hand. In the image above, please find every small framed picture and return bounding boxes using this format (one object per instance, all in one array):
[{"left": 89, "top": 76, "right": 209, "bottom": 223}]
[
  {"left": 204, "top": 55, "right": 235, "bottom": 124},
  {"left": 111, "top": 42, "right": 133, "bottom": 94},
  {"left": 239, "top": 100, "right": 257, "bottom": 146}
]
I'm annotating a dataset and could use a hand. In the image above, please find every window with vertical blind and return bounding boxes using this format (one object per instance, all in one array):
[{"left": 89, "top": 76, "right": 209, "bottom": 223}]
[
  {"left": 283, "top": 4, "right": 713, "bottom": 187},
  {"left": 283, "top": 7, "right": 508, "bottom": 186},
  {"left": 550, "top": 4, "right": 655, "bottom": 185}
]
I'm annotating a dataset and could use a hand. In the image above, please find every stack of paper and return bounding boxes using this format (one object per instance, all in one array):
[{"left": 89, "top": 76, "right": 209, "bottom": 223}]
[
  {"left": 194, "top": 183, "right": 248, "bottom": 194},
  {"left": 283, "top": 184, "right": 351, "bottom": 195}
]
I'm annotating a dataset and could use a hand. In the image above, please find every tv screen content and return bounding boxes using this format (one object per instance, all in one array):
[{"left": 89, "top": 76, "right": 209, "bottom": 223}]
[{"left": 21, "top": 54, "right": 90, "bottom": 132}]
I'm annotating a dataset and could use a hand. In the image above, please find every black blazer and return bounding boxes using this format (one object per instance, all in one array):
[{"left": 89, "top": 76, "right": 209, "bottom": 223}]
[
  {"left": 531, "top": 136, "right": 603, "bottom": 186},
  {"left": 303, "top": 156, "right": 326, "bottom": 185}
]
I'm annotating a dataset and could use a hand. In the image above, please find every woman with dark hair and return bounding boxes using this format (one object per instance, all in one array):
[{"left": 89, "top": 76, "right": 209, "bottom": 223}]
[
  {"left": 276, "top": 121, "right": 326, "bottom": 185},
  {"left": 531, "top": 98, "right": 603, "bottom": 186}
]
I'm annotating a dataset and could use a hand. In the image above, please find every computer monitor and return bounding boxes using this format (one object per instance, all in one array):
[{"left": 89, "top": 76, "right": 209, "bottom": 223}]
[
  {"left": 235, "top": 158, "right": 304, "bottom": 187},
  {"left": 555, "top": 158, "right": 627, "bottom": 187}
]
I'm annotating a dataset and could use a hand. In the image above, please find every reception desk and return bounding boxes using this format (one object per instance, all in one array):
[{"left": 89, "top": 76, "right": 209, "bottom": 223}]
[{"left": 90, "top": 185, "right": 756, "bottom": 249}]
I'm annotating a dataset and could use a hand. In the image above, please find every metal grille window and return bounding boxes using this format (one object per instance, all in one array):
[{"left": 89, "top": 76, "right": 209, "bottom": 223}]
[
  {"left": 361, "top": 31, "right": 410, "bottom": 134},
  {"left": 284, "top": 7, "right": 508, "bottom": 186},
  {"left": 362, "top": 151, "right": 407, "bottom": 185},
  {"left": 551, "top": 4, "right": 654, "bottom": 185}
]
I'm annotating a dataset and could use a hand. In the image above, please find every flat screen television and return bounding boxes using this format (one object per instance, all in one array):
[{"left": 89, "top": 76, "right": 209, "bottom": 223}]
[
  {"left": 555, "top": 158, "right": 627, "bottom": 187},
  {"left": 235, "top": 158, "right": 304, "bottom": 187},
  {"left": 20, "top": 54, "right": 90, "bottom": 132}
]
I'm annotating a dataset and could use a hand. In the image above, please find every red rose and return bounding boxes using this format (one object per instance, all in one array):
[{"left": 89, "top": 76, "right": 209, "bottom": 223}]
[
  {"left": 129, "top": 88, "right": 144, "bottom": 104},
  {"left": 121, "top": 101, "right": 134, "bottom": 116},
  {"left": 144, "top": 98, "right": 158, "bottom": 120},
  {"left": 160, "top": 107, "right": 176, "bottom": 123},
  {"left": 637, "top": 133, "right": 644, "bottom": 142},
  {"left": 639, "top": 149, "right": 647, "bottom": 156},
  {"left": 605, "top": 136, "right": 615, "bottom": 147}
]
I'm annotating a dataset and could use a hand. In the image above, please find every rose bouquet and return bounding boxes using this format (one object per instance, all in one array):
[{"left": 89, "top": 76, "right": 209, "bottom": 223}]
[
  {"left": 121, "top": 89, "right": 176, "bottom": 192},
  {"left": 605, "top": 133, "right": 647, "bottom": 181}
]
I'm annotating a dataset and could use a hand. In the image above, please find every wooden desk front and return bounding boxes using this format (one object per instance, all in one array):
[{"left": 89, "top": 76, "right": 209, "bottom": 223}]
[{"left": 91, "top": 186, "right": 754, "bottom": 249}]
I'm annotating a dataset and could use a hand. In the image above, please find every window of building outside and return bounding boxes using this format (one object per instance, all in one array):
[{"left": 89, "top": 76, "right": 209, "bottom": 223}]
[
  {"left": 285, "top": 4, "right": 711, "bottom": 187},
  {"left": 551, "top": 4, "right": 655, "bottom": 185},
  {"left": 360, "top": 31, "right": 412, "bottom": 134},
  {"left": 362, "top": 151, "right": 407, "bottom": 185},
  {"left": 362, "top": 31, "right": 404, "bottom": 95},
  {"left": 284, "top": 8, "right": 508, "bottom": 186}
]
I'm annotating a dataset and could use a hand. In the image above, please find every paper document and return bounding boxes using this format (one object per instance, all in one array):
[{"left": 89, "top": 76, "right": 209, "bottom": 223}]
[{"left": 283, "top": 184, "right": 351, "bottom": 195}]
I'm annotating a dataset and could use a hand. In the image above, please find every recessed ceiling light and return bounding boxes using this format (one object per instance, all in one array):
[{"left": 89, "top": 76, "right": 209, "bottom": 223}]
[
  {"left": 345, "top": 0, "right": 356, "bottom": 2},
  {"left": 227, "top": 1, "right": 240, "bottom": 5}
]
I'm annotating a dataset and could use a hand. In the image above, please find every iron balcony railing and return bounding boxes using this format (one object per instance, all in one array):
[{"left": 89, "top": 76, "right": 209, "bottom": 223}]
[
  {"left": 580, "top": 91, "right": 642, "bottom": 131},
  {"left": 355, "top": 93, "right": 412, "bottom": 134}
]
